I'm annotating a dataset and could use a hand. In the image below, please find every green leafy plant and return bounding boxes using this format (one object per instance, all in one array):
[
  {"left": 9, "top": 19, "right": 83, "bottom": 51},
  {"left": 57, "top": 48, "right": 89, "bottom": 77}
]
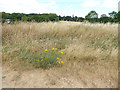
[{"left": 20, "top": 47, "right": 64, "bottom": 69}]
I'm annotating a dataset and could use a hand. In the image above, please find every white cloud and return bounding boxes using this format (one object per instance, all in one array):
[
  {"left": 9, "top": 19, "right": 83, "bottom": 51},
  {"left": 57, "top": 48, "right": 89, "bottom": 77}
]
[
  {"left": 0, "top": 0, "right": 57, "bottom": 13},
  {"left": 0, "top": 0, "right": 118, "bottom": 17},
  {"left": 102, "top": 0, "right": 118, "bottom": 9},
  {"left": 81, "top": 0, "right": 100, "bottom": 8},
  {"left": 67, "top": 5, "right": 73, "bottom": 8},
  {"left": 119, "top": 1, "right": 120, "bottom": 11}
]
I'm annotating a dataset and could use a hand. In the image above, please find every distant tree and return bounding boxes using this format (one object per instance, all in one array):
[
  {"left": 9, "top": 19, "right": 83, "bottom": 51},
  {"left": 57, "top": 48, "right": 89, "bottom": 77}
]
[
  {"left": 39, "top": 15, "right": 49, "bottom": 22},
  {"left": 59, "top": 15, "right": 62, "bottom": 20},
  {"left": 2, "top": 12, "right": 8, "bottom": 19},
  {"left": 108, "top": 11, "right": 118, "bottom": 23},
  {"left": 65, "top": 16, "right": 72, "bottom": 21},
  {"left": 109, "top": 11, "right": 117, "bottom": 19},
  {"left": 86, "top": 11, "right": 98, "bottom": 18},
  {"left": 78, "top": 17, "right": 84, "bottom": 22},
  {"left": 48, "top": 13, "right": 59, "bottom": 21},
  {"left": 101, "top": 14, "right": 107, "bottom": 17},
  {"left": 22, "top": 16, "right": 32, "bottom": 21},
  {"left": 114, "top": 11, "right": 120, "bottom": 23},
  {"left": 1, "top": 11, "right": 119, "bottom": 23},
  {"left": 10, "top": 13, "right": 18, "bottom": 21},
  {"left": 1, "top": 12, "right": 13, "bottom": 23},
  {"left": 55, "top": 17, "right": 59, "bottom": 21},
  {"left": 73, "top": 16, "right": 78, "bottom": 21},
  {"left": 32, "top": 15, "right": 40, "bottom": 22},
  {"left": 85, "top": 10, "right": 98, "bottom": 23},
  {"left": 100, "top": 14, "right": 110, "bottom": 23}
]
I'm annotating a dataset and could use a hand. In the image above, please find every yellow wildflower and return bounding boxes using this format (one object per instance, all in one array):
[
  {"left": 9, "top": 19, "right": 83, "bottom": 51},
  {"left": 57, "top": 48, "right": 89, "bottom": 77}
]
[
  {"left": 45, "top": 49, "right": 48, "bottom": 52},
  {"left": 60, "top": 59, "right": 61, "bottom": 60},
  {"left": 58, "top": 61, "right": 61, "bottom": 64},
  {"left": 61, "top": 52, "right": 64, "bottom": 54},
  {"left": 57, "top": 57, "right": 59, "bottom": 59},
  {"left": 55, "top": 48, "right": 57, "bottom": 50},
  {"left": 61, "top": 61, "right": 63, "bottom": 64},
  {"left": 52, "top": 48, "right": 54, "bottom": 50}
]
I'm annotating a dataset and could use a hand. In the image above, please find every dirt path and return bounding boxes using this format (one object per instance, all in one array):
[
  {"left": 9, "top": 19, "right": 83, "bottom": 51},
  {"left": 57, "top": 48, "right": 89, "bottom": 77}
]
[{"left": 2, "top": 65, "right": 115, "bottom": 88}]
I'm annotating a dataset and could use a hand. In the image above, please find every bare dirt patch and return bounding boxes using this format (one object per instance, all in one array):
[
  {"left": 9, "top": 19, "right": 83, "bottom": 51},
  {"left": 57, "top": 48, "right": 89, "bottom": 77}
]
[{"left": 2, "top": 64, "right": 117, "bottom": 88}]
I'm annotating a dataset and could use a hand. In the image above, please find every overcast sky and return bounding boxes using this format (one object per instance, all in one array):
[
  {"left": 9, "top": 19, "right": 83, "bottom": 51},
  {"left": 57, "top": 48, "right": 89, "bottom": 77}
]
[{"left": 0, "top": 0, "right": 119, "bottom": 17}]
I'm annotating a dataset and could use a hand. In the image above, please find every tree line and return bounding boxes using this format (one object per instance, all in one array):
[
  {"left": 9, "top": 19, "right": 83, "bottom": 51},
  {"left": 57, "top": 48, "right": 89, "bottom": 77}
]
[
  {"left": 1, "top": 12, "right": 59, "bottom": 23},
  {"left": 1, "top": 10, "right": 120, "bottom": 23},
  {"left": 85, "top": 11, "right": 120, "bottom": 23}
]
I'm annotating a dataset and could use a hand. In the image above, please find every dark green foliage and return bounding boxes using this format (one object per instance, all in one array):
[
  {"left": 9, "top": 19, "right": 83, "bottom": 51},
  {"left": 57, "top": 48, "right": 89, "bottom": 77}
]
[
  {"left": 59, "top": 15, "right": 84, "bottom": 22},
  {"left": 85, "top": 10, "right": 99, "bottom": 23},
  {"left": 116, "top": 11, "right": 120, "bottom": 22},
  {"left": 1, "top": 12, "right": 59, "bottom": 23},
  {"left": 1, "top": 10, "right": 119, "bottom": 23},
  {"left": 85, "top": 10, "right": 119, "bottom": 23},
  {"left": 22, "top": 16, "right": 32, "bottom": 21}
]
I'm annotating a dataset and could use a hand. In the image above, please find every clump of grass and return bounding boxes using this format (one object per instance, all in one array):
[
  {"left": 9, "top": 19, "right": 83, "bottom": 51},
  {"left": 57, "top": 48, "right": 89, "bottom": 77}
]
[
  {"left": 19, "top": 47, "right": 64, "bottom": 69},
  {"left": 33, "top": 47, "right": 64, "bottom": 68}
]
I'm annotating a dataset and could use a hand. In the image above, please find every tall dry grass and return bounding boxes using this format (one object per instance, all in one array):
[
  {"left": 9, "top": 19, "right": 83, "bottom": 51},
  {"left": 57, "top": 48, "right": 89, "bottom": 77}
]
[{"left": 2, "top": 21, "right": 118, "bottom": 87}]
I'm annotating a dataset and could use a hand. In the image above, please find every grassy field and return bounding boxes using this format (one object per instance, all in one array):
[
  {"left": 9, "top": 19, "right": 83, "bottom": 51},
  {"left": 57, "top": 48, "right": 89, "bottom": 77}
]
[{"left": 2, "top": 21, "right": 118, "bottom": 88}]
